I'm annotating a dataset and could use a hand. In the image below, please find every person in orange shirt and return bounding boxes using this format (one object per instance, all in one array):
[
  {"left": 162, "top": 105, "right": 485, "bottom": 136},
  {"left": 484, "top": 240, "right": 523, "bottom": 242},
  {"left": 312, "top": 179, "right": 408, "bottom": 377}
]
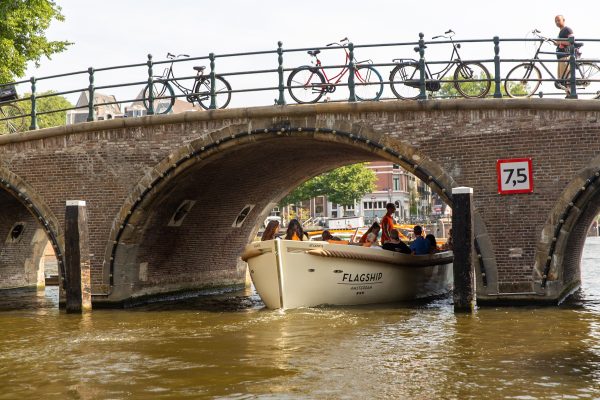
[
  {"left": 285, "top": 219, "right": 304, "bottom": 241},
  {"left": 380, "top": 202, "right": 396, "bottom": 244},
  {"left": 358, "top": 222, "right": 380, "bottom": 247}
]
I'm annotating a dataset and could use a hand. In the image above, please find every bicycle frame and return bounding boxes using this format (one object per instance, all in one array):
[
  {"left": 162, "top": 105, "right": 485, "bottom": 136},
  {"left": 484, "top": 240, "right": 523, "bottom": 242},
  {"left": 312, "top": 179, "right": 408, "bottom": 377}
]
[
  {"left": 426, "top": 38, "right": 464, "bottom": 81},
  {"left": 310, "top": 44, "right": 372, "bottom": 87}
]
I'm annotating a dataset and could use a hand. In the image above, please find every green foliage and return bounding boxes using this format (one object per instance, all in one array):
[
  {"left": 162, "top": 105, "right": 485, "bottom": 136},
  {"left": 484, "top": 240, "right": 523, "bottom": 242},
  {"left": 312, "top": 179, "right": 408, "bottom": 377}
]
[
  {"left": 0, "top": 1, "right": 71, "bottom": 83},
  {"left": 409, "top": 185, "right": 419, "bottom": 217},
  {"left": 435, "top": 74, "right": 528, "bottom": 98},
  {"left": 21, "top": 91, "right": 73, "bottom": 128},
  {"left": 279, "top": 163, "right": 377, "bottom": 209}
]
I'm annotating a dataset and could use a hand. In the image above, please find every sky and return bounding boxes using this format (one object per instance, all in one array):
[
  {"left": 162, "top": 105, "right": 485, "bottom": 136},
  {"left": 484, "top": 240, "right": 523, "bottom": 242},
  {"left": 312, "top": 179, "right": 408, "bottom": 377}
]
[{"left": 20, "top": 0, "right": 600, "bottom": 107}]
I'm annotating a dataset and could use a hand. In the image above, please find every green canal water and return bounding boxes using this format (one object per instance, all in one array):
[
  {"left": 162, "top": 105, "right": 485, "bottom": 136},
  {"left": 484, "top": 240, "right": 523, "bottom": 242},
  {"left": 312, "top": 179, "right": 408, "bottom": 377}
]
[{"left": 2, "top": 239, "right": 600, "bottom": 399}]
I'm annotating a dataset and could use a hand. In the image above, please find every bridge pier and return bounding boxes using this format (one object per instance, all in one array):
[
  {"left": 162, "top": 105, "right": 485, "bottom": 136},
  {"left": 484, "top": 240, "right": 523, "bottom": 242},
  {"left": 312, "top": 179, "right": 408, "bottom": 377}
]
[
  {"left": 64, "top": 201, "right": 92, "bottom": 313},
  {"left": 452, "top": 187, "right": 476, "bottom": 312}
]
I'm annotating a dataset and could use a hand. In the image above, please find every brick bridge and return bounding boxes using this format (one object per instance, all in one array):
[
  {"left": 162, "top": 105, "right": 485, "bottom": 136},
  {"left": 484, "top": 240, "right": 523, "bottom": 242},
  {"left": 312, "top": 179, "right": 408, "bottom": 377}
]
[{"left": 1, "top": 99, "right": 599, "bottom": 306}]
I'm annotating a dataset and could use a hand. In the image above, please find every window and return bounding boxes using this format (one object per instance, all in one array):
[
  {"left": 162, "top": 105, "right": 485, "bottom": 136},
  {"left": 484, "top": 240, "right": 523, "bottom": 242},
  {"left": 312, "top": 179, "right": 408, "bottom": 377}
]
[
  {"left": 346, "top": 204, "right": 355, "bottom": 210},
  {"left": 393, "top": 176, "right": 400, "bottom": 191},
  {"left": 393, "top": 164, "right": 400, "bottom": 169}
]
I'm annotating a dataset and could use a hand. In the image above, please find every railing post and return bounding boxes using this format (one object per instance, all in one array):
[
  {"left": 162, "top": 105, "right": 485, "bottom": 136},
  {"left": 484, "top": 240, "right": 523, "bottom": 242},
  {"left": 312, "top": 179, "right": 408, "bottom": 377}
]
[
  {"left": 493, "top": 36, "right": 502, "bottom": 98},
  {"left": 568, "top": 37, "right": 578, "bottom": 99},
  {"left": 209, "top": 52, "right": 217, "bottom": 109},
  {"left": 86, "top": 67, "right": 95, "bottom": 122},
  {"left": 418, "top": 32, "right": 428, "bottom": 100},
  {"left": 276, "top": 41, "right": 286, "bottom": 105},
  {"left": 347, "top": 42, "right": 356, "bottom": 102},
  {"left": 146, "top": 54, "right": 154, "bottom": 116},
  {"left": 29, "top": 77, "right": 38, "bottom": 130}
]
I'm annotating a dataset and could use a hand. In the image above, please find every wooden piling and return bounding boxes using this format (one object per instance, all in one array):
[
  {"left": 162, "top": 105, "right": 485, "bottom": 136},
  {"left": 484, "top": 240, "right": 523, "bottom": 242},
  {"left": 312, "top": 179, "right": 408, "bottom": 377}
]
[
  {"left": 452, "top": 187, "right": 476, "bottom": 312},
  {"left": 64, "top": 200, "right": 92, "bottom": 313}
]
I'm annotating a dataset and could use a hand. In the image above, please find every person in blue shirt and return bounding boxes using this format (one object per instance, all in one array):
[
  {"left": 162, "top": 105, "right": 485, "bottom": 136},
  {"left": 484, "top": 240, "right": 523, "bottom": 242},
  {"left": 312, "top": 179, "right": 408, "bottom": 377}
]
[{"left": 410, "top": 225, "right": 431, "bottom": 255}]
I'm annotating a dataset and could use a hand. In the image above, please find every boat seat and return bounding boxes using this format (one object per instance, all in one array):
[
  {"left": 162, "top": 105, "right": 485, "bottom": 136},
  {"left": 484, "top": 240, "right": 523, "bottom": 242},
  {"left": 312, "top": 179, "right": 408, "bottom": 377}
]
[
  {"left": 193, "top": 66, "right": 206, "bottom": 72},
  {"left": 307, "top": 50, "right": 321, "bottom": 56}
]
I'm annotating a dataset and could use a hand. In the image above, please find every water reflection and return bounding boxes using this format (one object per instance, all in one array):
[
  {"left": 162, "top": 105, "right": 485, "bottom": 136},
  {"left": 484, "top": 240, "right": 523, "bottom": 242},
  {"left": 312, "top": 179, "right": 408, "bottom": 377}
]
[{"left": 1, "top": 239, "right": 600, "bottom": 398}]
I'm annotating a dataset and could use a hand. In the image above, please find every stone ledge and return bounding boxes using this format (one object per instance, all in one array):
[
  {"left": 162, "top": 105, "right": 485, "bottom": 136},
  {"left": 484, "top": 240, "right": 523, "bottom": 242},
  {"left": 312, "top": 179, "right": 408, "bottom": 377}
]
[{"left": 2, "top": 98, "right": 600, "bottom": 145}]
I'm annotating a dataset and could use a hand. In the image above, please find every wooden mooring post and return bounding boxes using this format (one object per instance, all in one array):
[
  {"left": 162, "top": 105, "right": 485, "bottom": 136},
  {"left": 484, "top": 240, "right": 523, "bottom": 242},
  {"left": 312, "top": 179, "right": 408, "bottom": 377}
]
[
  {"left": 452, "top": 187, "right": 476, "bottom": 312},
  {"left": 64, "top": 200, "right": 92, "bottom": 313}
]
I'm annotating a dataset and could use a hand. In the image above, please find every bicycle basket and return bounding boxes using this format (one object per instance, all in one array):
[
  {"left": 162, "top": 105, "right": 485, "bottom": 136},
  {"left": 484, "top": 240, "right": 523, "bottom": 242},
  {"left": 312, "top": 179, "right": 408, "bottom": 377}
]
[{"left": 0, "top": 85, "right": 17, "bottom": 102}]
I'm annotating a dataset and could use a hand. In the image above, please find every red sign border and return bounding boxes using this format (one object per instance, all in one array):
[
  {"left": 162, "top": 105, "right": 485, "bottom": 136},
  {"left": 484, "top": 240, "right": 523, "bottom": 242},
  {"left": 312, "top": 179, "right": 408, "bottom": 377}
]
[{"left": 496, "top": 158, "right": 534, "bottom": 195}]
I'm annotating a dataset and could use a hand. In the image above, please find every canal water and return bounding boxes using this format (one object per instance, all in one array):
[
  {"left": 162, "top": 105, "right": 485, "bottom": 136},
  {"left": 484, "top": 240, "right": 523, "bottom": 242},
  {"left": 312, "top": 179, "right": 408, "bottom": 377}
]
[{"left": 2, "top": 240, "right": 600, "bottom": 399}]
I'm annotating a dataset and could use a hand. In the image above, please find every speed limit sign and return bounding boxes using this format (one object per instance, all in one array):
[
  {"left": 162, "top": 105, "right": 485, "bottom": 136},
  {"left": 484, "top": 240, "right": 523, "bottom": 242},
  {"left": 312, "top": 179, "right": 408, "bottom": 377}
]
[{"left": 496, "top": 158, "right": 534, "bottom": 194}]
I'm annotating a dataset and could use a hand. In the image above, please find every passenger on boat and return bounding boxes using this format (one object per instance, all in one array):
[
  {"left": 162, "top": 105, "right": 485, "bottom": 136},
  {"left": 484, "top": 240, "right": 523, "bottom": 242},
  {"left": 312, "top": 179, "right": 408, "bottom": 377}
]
[
  {"left": 381, "top": 203, "right": 396, "bottom": 244},
  {"left": 441, "top": 228, "right": 453, "bottom": 250},
  {"left": 425, "top": 234, "right": 438, "bottom": 254},
  {"left": 261, "top": 220, "right": 280, "bottom": 241},
  {"left": 382, "top": 229, "right": 411, "bottom": 254},
  {"left": 358, "top": 222, "right": 380, "bottom": 247},
  {"left": 409, "top": 225, "right": 431, "bottom": 255},
  {"left": 285, "top": 219, "right": 304, "bottom": 241},
  {"left": 322, "top": 230, "right": 349, "bottom": 245}
]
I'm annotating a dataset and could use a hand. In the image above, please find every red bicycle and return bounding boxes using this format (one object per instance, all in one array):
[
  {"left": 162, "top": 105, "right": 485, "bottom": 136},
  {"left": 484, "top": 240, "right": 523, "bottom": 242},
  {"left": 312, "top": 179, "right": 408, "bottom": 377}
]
[{"left": 287, "top": 37, "right": 383, "bottom": 104}]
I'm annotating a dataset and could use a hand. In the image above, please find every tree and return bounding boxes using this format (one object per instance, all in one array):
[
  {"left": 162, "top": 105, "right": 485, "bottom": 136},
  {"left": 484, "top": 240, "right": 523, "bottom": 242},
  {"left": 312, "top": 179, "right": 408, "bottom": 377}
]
[
  {"left": 21, "top": 91, "right": 73, "bottom": 129},
  {"left": 279, "top": 163, "right": 377, "bottom": 214},
  {"left": 435, "top": 74, "right": 528, "bottom": 98},
  {"left": 0, "top": 1, "right": 71, "bottom": 83}
]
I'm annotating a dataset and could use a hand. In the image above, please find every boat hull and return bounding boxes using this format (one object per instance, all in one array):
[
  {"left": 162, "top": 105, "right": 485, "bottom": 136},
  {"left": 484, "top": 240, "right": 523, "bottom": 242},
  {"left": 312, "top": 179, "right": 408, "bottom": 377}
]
[{"left": 242, "top": 240, "right": 453, "bottom": 309}]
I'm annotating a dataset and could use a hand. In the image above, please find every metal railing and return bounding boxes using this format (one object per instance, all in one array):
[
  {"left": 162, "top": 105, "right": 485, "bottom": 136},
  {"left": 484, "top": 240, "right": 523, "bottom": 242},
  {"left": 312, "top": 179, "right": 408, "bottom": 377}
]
[{"left": 0, "top": 32, "right": 599, "bottom": 133}]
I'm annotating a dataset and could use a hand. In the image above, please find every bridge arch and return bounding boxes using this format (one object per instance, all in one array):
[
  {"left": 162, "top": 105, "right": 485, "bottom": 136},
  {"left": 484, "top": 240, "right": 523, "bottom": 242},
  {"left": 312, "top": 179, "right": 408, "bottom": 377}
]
[
  {"left": 103, "top": 123, "right": 480, "bottom": 303},
  {"left": 0, "top": 166, "right": 64, "bottom": 290},
  {"left": 539, "top": 156, "right": 600, "bottom": 300}
]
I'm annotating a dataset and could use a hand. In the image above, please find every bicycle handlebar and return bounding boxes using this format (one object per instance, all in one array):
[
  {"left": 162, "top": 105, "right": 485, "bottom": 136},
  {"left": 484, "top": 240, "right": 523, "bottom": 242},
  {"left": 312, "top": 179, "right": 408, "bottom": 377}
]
[
  {"left": 326, "top": 37, "right": 349, "bottom": 47},
  {"left": 166, "top": 52, "right": 190, "bottom": 59}
]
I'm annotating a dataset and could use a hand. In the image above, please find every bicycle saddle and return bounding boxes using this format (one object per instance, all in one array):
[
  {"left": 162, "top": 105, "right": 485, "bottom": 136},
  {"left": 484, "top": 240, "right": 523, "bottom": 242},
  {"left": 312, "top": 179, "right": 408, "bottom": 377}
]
[
  {"left": 193, "top": 66, "right": 206, "bottom": 72},
  {"left": 307, "top": 50, "right": 320, "bottom": 56}
]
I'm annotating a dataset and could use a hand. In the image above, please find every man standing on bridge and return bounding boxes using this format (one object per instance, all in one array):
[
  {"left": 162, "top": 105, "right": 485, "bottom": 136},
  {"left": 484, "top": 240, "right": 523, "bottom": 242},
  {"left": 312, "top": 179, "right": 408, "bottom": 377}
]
[{"left": 554, "top": 15, "right": 574, "bottom": 95}]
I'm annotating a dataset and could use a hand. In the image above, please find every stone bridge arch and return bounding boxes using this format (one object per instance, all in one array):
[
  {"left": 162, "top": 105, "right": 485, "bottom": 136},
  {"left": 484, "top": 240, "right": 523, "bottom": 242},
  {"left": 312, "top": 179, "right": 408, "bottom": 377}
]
[
  {"left": 104, "top": 122, "right": 468, "bottom": 303},
  {"left": 0, "top": 166, "right": 63, "bottom": 290},
  {"left": 538, "top": 154, "right": 600, "bottom": 301}
]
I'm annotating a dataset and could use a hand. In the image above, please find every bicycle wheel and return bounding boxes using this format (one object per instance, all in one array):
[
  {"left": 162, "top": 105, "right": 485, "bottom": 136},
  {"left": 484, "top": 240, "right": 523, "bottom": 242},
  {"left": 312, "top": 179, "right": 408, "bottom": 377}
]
[
  {"left": 453, "top": 62, "right": 491, "bottom": 98},
  {"left": 390, "top": 63, "right": 422, "bottom": 100},
  {"left": 142, "top": 79, "right": 175, "bottom": 115},
  {"left": 504, "top": 63, "right": 542, "bottom": 98},
  {"left": 195, "top": 75, "right": 232, "bottom": 109},
  {"left": 287, "top": 66, "right": 326, "bottom": 104},
  {"left": 0, "top": 103, "right": 27, "bottom": 134},
  {"left": 575, "top": 62, "right": 600, "bottom": 99},
  {"left": 354, "top": 65, "right": 383, "bottom": 101}
]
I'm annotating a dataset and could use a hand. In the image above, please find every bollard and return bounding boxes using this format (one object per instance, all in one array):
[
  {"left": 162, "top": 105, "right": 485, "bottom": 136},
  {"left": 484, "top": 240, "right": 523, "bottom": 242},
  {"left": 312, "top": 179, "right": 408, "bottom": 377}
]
[
  {"left": 29, "top": 77, "right": 38, "bottom": 130},
  {"left": 276, "top": 41, "right": 286, "bottom": 105},
  {"left": 417, "top": 32, "right": 427, "bottom": 100},
  {"left": 86, "top": 68, "right": 95, "bottom": 122},
  {"left": 568, "top": 37, "right": 578, "bottom": 99},
  {"left": 493, "top": 36, "right": 502, "bottom": 98},
  {"left": 452, "top": 187, "right": 476, "bottom": 312},
  {"left": 347, "top": 42, "right": 356, "bottom": 102},
  {"left": 146, "top": 54, "right": 155, "bottom": 115},
  {"left": 64, "top": 200, "right": 92, "bottom": 313},
  {"left": 209, "top": 53, "right": 217, "bottom": 109}
]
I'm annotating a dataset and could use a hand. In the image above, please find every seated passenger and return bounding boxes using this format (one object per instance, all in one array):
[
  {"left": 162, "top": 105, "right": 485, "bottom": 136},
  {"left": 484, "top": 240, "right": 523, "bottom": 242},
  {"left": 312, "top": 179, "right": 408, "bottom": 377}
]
[
  {"left": 382, "top": 229, "right": 411, "bottom": 254},
  {"left": 261, "top": 220, "right": 280, "bottom": 241},
  {"left": 425, "top": 234, "right": 438, "bottom": 254},
  {"left": 285, "top": 219, "right": 304, "bottom": 241},
  {"left": 322, "top": 230, "right": 348, "bottom": 245},
  {"left": 409, "top": 225, "right": 431, "bottom": 255},
  {"left": 358, "top": 222, "right": 380, "bottom": 246}
]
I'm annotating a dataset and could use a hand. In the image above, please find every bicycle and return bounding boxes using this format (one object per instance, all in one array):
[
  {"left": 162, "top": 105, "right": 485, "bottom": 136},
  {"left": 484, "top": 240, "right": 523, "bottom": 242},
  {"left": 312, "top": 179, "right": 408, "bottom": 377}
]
[
  {"left": 389, "top": 30, "right": 491, "bottom": 100},
  {"left": 143, "top": 53, "right": 232, "bottom": 114},
  {"left": 504, "top": 29, "right": 600, "bottom": 98},
  {"left": 287, "top": 37, "right": 384, "bottom": 104},
  {"left": 0, "top": 84, "right": 26, "bottom": 134}
]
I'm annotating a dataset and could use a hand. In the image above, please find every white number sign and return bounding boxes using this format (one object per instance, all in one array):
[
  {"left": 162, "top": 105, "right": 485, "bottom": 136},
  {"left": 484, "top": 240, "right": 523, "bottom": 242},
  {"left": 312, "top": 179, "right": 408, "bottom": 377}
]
[{"left": 496, "top": 158, "right": 533, "bottom": 194}]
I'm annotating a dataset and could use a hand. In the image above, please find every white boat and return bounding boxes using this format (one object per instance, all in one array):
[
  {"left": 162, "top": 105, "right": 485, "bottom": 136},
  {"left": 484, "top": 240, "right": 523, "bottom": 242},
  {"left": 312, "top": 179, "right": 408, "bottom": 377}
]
[{"left": 241, "top": 239, "right": 454, "bottom": 310}]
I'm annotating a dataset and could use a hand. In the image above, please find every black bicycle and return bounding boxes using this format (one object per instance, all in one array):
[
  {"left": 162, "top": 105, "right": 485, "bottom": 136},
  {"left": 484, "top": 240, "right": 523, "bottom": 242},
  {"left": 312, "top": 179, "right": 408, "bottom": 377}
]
[
  {"left": 504, "top": 29, "right": 600, "bottom": 98},
  {"left": 143, "top": 53, "right": 232, "bottom": 114},
  {"left": 389, "top": 30, "right": 491, "bottom": 100}
]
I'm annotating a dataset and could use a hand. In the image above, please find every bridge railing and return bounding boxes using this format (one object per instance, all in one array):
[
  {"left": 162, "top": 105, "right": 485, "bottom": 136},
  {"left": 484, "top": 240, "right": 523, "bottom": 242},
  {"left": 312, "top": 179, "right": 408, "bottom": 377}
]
[{"left": 1, "top": 33, "right": 599, "bottom": 134}]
